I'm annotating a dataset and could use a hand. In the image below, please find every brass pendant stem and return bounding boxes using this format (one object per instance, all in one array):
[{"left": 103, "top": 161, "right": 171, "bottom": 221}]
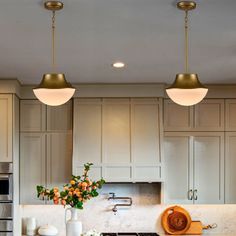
[
  {"left": 52, "top": 10, "right": 56, "bottom": 72},
  {"left": 185, "top": 10, "right": 189, "bottom": 73}
]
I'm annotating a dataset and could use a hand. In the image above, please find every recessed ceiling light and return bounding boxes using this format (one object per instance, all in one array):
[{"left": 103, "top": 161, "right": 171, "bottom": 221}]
[{"left": 112, "top": 62, "right": 125, "bottom": 68}]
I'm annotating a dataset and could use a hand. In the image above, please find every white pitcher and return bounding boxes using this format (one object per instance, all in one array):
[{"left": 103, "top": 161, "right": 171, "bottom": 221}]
[{"left": 65, "top": 208, "right": 82, "bottom": 236}]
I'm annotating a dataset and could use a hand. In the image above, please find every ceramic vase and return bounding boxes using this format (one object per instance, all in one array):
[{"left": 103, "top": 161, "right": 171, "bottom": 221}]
[{"left": 65, "top": 208, "right": 82, "bottom": 236}]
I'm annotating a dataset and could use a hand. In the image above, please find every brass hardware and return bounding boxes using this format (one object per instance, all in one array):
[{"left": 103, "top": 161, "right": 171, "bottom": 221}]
[
  {"left": 193, "top": 189, "right": 198, "bottom": 201},
  {"left": 188, "top": 189, "right": 193, "bottom": 200},
  {"left": 203, "top": 223, "right": 218, "bottom": 230},
  {"left": 34, "top": 74, "right": 74, "bottom": 89},
  {"left": 167, "top": 74, "right": 207, "bottom": 89},
  {"left": 44, "top": 1, "right": 64, "bottom": 11},
  {"left": 177, "top": 1, "right": 196, "bottom": 11}
]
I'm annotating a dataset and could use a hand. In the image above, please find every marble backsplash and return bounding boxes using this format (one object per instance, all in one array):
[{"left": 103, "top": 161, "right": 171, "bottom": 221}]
[{"left": 21, "top": 184, "right": 236, "bottom": 235}]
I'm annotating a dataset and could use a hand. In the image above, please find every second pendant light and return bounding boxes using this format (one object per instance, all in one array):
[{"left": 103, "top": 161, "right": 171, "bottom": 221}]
[
  {"left": 166, "top": 1, "right": 208, "bottom": 106},
  {"left": 33, "top": 1, "right": 75, "bottom": 106}
]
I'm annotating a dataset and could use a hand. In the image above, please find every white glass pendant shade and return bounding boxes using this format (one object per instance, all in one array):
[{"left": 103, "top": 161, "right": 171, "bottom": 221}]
[
  {"left": 33, "top": 73, "right": 75, "bottom": 106},
  {"left": 166, "top": 88, "right": 208, "bottom": 106},
  {"left": 166, "top": 73, "right": 208, "bottom": 106}
]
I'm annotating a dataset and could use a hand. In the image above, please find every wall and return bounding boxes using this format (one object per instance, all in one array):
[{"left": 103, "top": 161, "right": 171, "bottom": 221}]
[{"left": 21, "top": 184, "right": 236, "bottom": 236}]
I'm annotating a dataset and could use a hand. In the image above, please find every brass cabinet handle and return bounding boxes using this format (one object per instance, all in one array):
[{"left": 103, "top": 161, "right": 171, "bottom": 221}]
[
  {"left": 193, "top": 189, "right": 198, "bottom": 200},
  {"left": 188, "top": 189, "right": 193, "bottom": 200}
]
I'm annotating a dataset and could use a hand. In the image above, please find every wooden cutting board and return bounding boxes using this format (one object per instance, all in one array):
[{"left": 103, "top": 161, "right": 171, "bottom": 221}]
[
  {"left": 161, "top": 206, "right": 215, "bottom": 235},
  {"left": 161, "top": 206, "right": 192, "bottom": 235},
  {"left": 185, "top": 221, "right": 204, "bottom": 235}
]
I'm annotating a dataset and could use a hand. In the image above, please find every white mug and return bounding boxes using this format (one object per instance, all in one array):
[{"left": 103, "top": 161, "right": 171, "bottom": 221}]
[{"left": 26, "top": 217, "right": 37, "bottom": 236}]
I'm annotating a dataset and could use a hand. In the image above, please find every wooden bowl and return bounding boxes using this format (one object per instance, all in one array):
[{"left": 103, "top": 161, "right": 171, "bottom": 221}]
[{"left": 161, "top": 206, "right": 192, "bottom": 235}]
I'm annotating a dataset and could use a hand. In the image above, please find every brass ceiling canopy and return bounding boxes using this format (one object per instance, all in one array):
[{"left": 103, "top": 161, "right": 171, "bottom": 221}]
[
  {"left": 166, "top": 1, "right": 208, "bottom": 106},
  {"left": 177, "top": 1, "right": 196, "bottom": 11},
  {"left": 33, "top": 1, "right": 75, "bottom": 106},
  {"left": 44, "top": 1, "right": 64, "bottom": 11}
]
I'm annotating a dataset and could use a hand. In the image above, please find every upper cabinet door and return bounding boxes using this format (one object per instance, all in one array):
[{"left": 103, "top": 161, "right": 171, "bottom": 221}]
[
  {"left": 20, "top": 133, "right": 46, "bottom": 204},
  {"left": 20, "top": 100, "right": 72, "bottom": 132},
  {"left": 0, "top": 94, "right": 13, "bottom": 162},
  {"left": 131, "top": 99, "right": 162, "bottom": 181},
  {"left": 193, "top": 133, "right": 224, "bottom": 204},
  {"left": 73, "top": 99, "right": 102, "bottom": 179},
  {"left": 20, "top": 100, "right": 46, "bottom": 132},
  {"left": 164, "top": 133, "right": 193, "bottom": 204},
  {"left": 225, "top": 132, "right": 236, "bottom": 203},
  {"left": 225, "top": 99, "right": 236, "bottom": 131},
  {"left": 164, "top": 99, "right": 224, "bottom": 131},
  {"left": 103, "top": 99, "right": 131, "bottom": 165},
  {"left": 164, "top": 100, "right": 193, "bottom": 131},
  {"left": 194, "top": 99, "right": 224, "bottom": 131},
  {"left": 46, "top": 101, "right": 72, "bottom": 131},
  {"left": 131, "top": 99, "right": 161, "bottom": 165},
  {"left": 46, "top": 132, "right": 72, "bottom": 190}
]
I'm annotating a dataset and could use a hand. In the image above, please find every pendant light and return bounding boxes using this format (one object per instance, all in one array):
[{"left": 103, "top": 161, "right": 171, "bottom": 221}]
[
  {"left": 33, "top": 1, "right": 75, "bottom": 106},
  {"left": 166, "top": 1, "right": 208, "bottom": 106}
]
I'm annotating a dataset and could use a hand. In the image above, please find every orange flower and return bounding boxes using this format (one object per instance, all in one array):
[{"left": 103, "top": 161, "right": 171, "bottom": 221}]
[
  {"left": 61, "top": 199, "right": 66, "bottom": 205},
  {"left": 70, "top": 180, "right": 76, "bottom": 185},
  {"left": 54, "top": 200, "right": 59, "bottom": 205},
  {"left": 81, "top": 182, "right": 88, "bottom": 188},
  {"left": 53, "top": 187, "right": 59, "bottom": 192}
]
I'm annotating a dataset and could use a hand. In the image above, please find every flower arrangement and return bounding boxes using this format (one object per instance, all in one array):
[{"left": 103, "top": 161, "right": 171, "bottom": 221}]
[{"left": 36, "top": 163, "right": 105, "bottom": 209}]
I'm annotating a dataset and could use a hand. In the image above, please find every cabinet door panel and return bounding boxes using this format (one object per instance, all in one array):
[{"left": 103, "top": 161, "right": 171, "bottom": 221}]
[
  {"left": 20, "top": 100, "right": 45, "bottom": 132},
  {"left": 132, "top": 100, "right": 160, "bottom": 165},
  {"left": 164, "top": 100, "right": 192, "bottom": 131},
  {"left": 20, "top": 133, "right": 46, "bottom": 204},
  {"left": 193, "top": 133, "right": 224, "bottom": 204},
  {"left": 133, "top": 166, "right": 161, "bottom": 181},
  {"left": 226, "top": 99, "right": 236, "bottom": 131},
  {"left": 194, "top": 100, "right": 224, "bottom": 131},
  {"left": 225, "top": 132, "right": 236, "bottom": 203},
  {"left": 46, "top": 101, "right": 72, "bottom": 131},
  {"left": 164, "top": 134, "right": 193, "bottom": 204},
  {"left": 73, "top": 100, "right": 102, "bottom": 166},
  {"left": 103, "top": 100, "right": 130, "bottom": 164},
  {"left": 0, "top": 95, "right": 12, "bottom": 162},
  {"left": 104, "top": 166, "right": 131, "bottom": 182},
  {"left": 46, "top": 132, "right": 72, "bottom": 190}
]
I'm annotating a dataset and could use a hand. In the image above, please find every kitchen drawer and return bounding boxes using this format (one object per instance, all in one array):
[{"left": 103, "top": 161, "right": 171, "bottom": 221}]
[
  {"left": 0, "top": 203, "right": 12, "bottom": 219},
  {"left": 0, "top": 233, "right": 13, "bottom": 236},
  {"left": 0, "top": 220, "right": 13, "bottom": 231}
]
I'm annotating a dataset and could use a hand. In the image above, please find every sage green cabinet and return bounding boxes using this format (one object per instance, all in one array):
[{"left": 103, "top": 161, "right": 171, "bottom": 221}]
[
  {"left": 20, "top": 100, "right": 72, "bottom": 132},
  {"left": 20, "top": 100, "right": 72, "bottom": 204},
  {"left": 164, "top": 99, "right": 224, "bottom": 131},
  {"left": 164, "top": 132, "right": 224, "bottom": 204},
  {"left": 73, "top": 98, "right": 163, "bottom": 182},
  {"left": 0, "top": 94, "right": 13, "bottom": 162}
]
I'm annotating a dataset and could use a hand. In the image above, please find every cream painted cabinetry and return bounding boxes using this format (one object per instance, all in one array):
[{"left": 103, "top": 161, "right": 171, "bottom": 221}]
[
  {"left": 164, "top": 99, "right": 224, "bottom": 131},
  {"left": 164, "top": 132, "right": 224, "bottom": 204},
  {"left": 20, "top": 100, "right": 72, "bottom": 204},
  {"left": 0, "top": 94, "right": 13, "bottom": 162},
  {"left": 20, "top": 100, "right": 72, "bottom": 132},
  {"left": 225, "top": 132, "right": 236, "bottom": 203},
  {"left": 73, "top": 98, "right": 162, "bottom": 182},
  {"left": 225, "top": 99, "right": 236, "bottom": 131},
  {"left": 20, "top": 133, "right": 46, "bottom": 204}
]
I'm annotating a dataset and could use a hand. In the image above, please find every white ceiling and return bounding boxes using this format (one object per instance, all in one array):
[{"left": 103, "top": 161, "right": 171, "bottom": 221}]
[{"left": 0, "top": 0, "right": 236, "bottom": 84}]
